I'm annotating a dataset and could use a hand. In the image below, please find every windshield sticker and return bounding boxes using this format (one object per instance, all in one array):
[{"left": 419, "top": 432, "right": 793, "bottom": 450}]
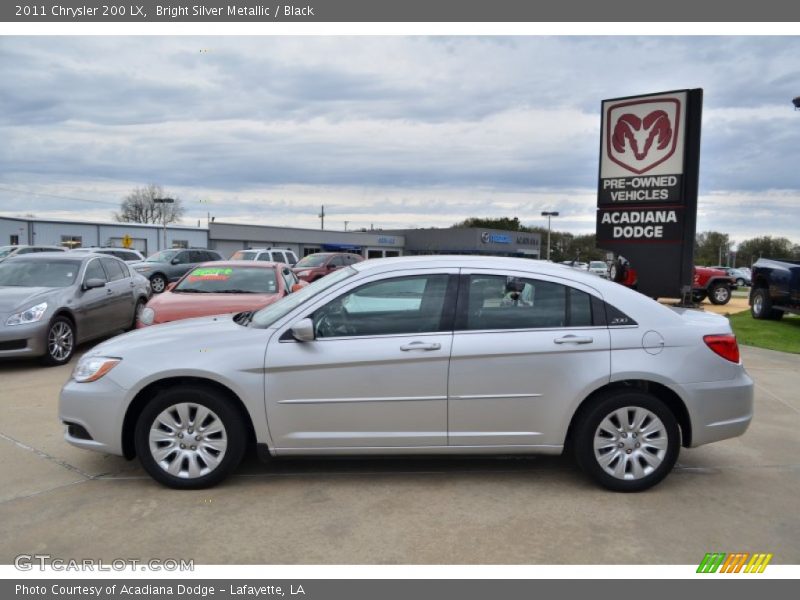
[{"left": 187, "top": 267, "right": 233, "bottom": 281}]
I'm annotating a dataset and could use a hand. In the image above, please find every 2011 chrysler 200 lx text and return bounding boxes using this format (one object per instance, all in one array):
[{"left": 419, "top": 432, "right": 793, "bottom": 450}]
[{"left": 60, "top": 256, "right": 753, "bottom": 492}]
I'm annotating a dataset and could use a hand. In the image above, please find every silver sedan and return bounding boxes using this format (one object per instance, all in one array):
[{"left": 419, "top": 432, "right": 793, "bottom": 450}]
[
  {"left": 60, "top": 256, "right": 753, "bottom": 491},
  {"left": 0, "top": 253, "right": 150, "bottom": 365}
]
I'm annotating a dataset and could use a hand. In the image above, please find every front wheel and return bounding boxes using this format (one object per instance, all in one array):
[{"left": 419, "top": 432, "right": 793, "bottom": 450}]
[
  {"left": 40, "top": 316, "right": 76, "bottom": 366},
  {"left": 736, "top": 278, "right": 746, "bottom": 287},
  {"left": 708, "top": 283, "right": 731, "bottom": 305},
  {"left": 574, "top": 391, "right": 680, "bottom": 492},
  {"left": 135, "top": 386, "right": 247, "bottom": 489}
]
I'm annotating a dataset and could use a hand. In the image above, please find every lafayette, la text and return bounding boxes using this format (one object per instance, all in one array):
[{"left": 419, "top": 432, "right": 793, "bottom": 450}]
[
  {"left": 17, "top": 584, "right": 306, "bottom": 597},
  {"left": 156, "top": 4, "right": 314, "bottom": 17}
]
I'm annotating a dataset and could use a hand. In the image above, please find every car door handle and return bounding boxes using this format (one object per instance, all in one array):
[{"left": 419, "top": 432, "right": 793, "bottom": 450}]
[
  {"left": 106, "top": 288, "right": 113, "bottom": 294},
  {"left": 554, "top": 335, "right": 593, "bottom": 345},
  {"left": 400, "top": 341, "right": 442, "bottom": 351}
]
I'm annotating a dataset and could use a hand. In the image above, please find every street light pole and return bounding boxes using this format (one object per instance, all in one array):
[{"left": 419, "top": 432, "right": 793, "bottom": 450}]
[
  {"left": 153, "top": 198, "right": 175, "bottom": 250},
  {"left": 541, "top": 211, "right": 559, "bottom": 261}
]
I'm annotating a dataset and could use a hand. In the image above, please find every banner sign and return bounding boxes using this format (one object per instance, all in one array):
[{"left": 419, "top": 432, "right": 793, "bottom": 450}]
[{"left": 596, "top": 89, "right": 702, "bottom": 299}]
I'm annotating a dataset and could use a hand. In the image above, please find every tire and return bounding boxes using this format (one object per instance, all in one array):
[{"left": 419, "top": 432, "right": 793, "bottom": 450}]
[
  {"left": 134, "top": 386, "right": 248, "bottom": 489},
  {"left": 150, "top": 273, "right": 167, "bottom": 294},
  {"left": 40, "top": 316, "right": 76, "bottom": 366},
  {"left": 708, "top": 282, "right": 732, "bottom": 305},
  {"left": 131, "top": 298, "right": 147, "bottom": 330},
  {"left": 692, "top": 291, "right": 706, "bottom": 304},
  {"left": 573, "top": 391, "right": 680, "bottom": 492},
  {"left": 751, "top": 288, "right": 783, "bottom": 320},
  {"left": 736, "top": 278, "right": 745, "bottom": 287}
]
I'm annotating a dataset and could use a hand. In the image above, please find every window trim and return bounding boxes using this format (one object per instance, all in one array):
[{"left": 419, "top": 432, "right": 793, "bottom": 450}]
[{"left": 81, "top": 257, "right": 109, "bottom": 286}]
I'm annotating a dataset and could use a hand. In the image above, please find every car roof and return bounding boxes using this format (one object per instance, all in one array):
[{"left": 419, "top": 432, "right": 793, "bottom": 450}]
[{"left": 4, "top": 252, "right": 93, "bottom": 262}]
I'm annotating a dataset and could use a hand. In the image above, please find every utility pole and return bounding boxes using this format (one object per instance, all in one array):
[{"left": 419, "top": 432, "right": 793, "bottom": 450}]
[
  {"left": 541, "top": 211, "right": 559, "bottom": 261},
  {"left": 344, "top": 221, "right": 349, "bottom": 231},
  {"left": 153, "top": 198, "right": 175, "bottom": 250},
  {"left": 318, "top": 205, "right": 325, "bottom": 230}
]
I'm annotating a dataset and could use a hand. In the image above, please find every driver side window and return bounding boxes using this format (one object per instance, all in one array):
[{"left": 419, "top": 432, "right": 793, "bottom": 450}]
[{"left": 312, "top": 274, "right": 450, "bottom": 338}]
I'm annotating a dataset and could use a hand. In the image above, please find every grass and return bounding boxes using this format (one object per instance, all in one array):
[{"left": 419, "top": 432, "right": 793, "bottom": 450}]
[{"left": 728, "top": 310, "right": 800, "bottom": 354}]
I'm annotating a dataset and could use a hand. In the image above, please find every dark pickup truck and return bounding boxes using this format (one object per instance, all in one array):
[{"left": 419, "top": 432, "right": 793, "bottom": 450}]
[{"left": 750, "top": 258, "right": 800, "bottom": 319}]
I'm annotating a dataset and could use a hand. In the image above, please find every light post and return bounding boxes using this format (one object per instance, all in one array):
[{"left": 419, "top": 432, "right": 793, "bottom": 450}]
[
  {"left": 541, "top": 211, "right": 559, "bottom": 261},
  {"left": 153, "top": 198, "right": 174, "bottom": 250}
]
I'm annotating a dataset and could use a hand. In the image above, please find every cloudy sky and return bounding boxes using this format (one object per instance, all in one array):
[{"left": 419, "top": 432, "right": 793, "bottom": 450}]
[{"left": 1, "top": 36, "right": 798, "bottom": 244}]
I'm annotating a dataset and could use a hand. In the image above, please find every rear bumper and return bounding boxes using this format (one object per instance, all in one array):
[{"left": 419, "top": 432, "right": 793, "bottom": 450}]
[{"left": 674, "top": 370, "right": 754, "bottom": 447}]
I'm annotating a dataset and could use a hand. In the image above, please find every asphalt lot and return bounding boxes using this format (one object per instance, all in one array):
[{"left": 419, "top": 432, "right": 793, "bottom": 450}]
[{"left": 0, "top": 340, "right": 798, "bottom": 564}]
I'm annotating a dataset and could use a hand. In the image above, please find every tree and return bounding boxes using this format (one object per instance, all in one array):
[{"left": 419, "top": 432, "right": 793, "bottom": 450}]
[
  {"left": 115, "top": 184, "right": 185, "bottom": 225},
  {"left": 694, "top": 231, "right": 731, "bottom": 266},
  {"left": 452, "top": 216, "right": 524, "bottom": 231},
  {"left": 736, "top": 236, "right": 796, "bottom": 266}
]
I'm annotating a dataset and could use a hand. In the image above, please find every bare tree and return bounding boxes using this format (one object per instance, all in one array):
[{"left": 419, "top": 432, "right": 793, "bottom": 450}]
[{"left": 115, "top": 184, "right": 185, "bottom": 225}]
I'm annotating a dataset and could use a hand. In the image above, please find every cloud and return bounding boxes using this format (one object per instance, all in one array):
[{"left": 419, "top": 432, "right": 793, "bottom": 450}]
[{"left": 1, "top": 36, "right": 799, "bottom": 244}]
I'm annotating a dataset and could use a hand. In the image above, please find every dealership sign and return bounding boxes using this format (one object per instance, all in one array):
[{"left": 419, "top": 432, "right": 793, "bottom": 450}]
[{"left": 596, "top": 89, "right": 703, "bottom": 298}]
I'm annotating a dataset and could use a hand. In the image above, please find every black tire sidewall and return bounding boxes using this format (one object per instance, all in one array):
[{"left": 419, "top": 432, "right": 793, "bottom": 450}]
[
  {"left": 134, "top": 386, "right": 247, "bottom": 489},
  {"left": 574, "top": 391, "right": 680, "bottom": 492},
  {"left": 40, "top": 316, "right": 75, "bottom": 366}
]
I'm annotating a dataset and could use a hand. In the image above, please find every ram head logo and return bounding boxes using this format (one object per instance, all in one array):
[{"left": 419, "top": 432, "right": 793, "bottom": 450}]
[{"left": 606, "top": 99, "right": 681, "bottom": 175}]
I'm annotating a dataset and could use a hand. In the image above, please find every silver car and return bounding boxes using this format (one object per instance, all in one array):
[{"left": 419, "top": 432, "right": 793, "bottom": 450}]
[
  {"left": 60, "top": 256, "right": 753, "bottom": 491},
  {"left": 0, "top": 253, "right": 150, "bottom": 365}
]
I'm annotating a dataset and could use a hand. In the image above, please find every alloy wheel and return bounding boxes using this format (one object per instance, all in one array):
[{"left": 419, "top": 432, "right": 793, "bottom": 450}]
[
  {"left": 48, "top": 321, "right": 74, "bottom": 362},
  {"left": 593, "top": 406, "right": 668, "bottom": 481},
  {"left": 148, "top": 402, "right": 228, "bottom": 479}
]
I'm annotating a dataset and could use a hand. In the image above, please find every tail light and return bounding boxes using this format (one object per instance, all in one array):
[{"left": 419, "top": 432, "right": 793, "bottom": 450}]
[{"left": 703, "top": 334, "right": 740, "bottom": 363}]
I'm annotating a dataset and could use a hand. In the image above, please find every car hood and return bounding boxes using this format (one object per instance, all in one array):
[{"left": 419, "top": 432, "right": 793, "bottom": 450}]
[
  {"left": 87, "top": 313, "right": 252, "bottom": 358},
  {"left": 0, "top": 287, "right": 56, "bottom": 313},
  {"left": 147, "top": 291, "right": 282, "bottom": 324}
]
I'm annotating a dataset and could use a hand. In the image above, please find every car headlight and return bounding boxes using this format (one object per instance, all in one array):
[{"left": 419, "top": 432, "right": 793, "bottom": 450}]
[
  {"left": 139, "top": 307, "right": 155, "bottom": 326},
  {"left": 297, "top": 270, "right": 311, "bottom": 277},
  {"left": 72, "top": 356, "right": 121, "bottom": 383},
  {"left": 5, "top": 302, "right": 48, "bottom": 326}
]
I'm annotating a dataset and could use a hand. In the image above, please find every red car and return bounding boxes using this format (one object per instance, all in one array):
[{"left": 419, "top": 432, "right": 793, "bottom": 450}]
[
  {"left": 292, "top": 252, "right": 364, "bottom": 282},
  {"left": 137, "top": 261, "right": 305, "bottom": 327}
]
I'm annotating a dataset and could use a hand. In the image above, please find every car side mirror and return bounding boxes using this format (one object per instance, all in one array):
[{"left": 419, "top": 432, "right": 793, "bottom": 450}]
[
  {"left": 83, "top": 278, "right": 105, "bottom": 290},
  {"left": 290, "top": 318, "right": 315, "bottom": 342},
  {"left": 171, "top": 258, "right": 180, "bottom": 265}
]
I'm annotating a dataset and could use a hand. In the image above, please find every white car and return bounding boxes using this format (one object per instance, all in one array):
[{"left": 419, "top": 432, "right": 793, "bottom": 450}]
[
  {"left": 60, "top": 256, "right": 753, "bottom": 492},
  {"left": 230, "top": 247, "right": 299, "bottom": 266},
  {"left": 588, "top": 261, "right": 610, "bottom": 278}
]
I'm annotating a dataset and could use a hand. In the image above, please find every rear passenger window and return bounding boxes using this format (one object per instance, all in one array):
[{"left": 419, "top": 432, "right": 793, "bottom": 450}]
[
  {"left": 465, "top": 275, "right": 566, "bottom": 330},
  {"left": 101, "top": 258, "right": 126, "bottom": 281},
  {"left": 272, "top": 251, "right": 287, "bottom": 264},
  {"left": 569, "top": 288, "right": 593, "bottom": 327}
]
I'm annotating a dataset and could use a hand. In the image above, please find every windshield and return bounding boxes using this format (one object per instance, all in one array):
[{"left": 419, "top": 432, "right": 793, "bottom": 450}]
[
  {"left": 0, "top": 246, "right": 15, "bottom": 259},
  {"left": 590, "top": 262, "right": 606, "bottom": 268},
  {"left": 175, "top": 266, "right": 278, "bottom": 294},
  {"left": 146, "top": 250, "right": 179, "bottom": 262},
  {"left": 251, "top": 266, "right": 355, "bottom": 328},
  {"left": 0, "top": 260, "right": 81, "bottom": 287},
  {"left": 231, "top": 251, "right": 257, "bottom": 261},
  {"left": 295, "top": 254, "right": 330, "bottom": 268}
]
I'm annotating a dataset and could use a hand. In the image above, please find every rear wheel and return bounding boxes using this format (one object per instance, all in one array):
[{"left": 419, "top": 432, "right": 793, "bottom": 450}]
[
  {"left": 131, "top": 298, "right": 146, "bottom": 329},
  {"left": 135, "top": 386, "right": 247, "bottom": 489},
  {"left": 708, "top": 282, "right": 731, "bottom": 305},
  {"left": 150, "top": 274, "right": 167, "bottom": 294},
  {"left": 692, "top": 291, "right": 706, "bottom": 304},
  {"left": 736, "top": 277, "right": 746, "bottom": 287},
  {"left": 574, "top": 391, "right": 680, "bottom": 492},
  {"left": 751, "top": 288, "right": 783, "bottom": 320}
]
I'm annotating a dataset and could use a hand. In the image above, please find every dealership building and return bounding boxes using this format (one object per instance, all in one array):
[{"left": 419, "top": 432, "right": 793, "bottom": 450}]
[{"left": 0, "top": 216, "right": 541, "bottom": 260}]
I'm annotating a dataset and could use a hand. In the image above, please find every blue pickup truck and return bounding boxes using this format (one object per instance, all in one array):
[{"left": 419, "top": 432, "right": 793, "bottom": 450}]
[{"left": 750, "top": 258, "right": 800, "bottom": 319}]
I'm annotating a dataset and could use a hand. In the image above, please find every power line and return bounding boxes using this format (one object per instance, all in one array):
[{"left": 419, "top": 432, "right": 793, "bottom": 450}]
[{"left": 0, "top": 185, "right": 120, "bottom": 207}]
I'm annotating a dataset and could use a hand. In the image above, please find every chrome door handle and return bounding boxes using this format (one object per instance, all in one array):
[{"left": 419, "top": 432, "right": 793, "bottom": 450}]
[
  {"left": 554, "top": 335, "right": 593, "bottom": 345},
  {"left": 400, "top": 341, "right": 442, "bottom": 351}
]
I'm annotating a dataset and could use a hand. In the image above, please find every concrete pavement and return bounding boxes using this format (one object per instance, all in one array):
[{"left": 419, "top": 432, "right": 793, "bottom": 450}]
[{"left": 0, "top": 345, "right": 798, "bottom": 564}]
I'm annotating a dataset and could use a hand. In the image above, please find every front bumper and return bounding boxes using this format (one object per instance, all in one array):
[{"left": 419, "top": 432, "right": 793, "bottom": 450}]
[
  {"left": 0, "top": 320, "right": 48, "bottom": 359},
  {"left": 674, "top": 369, "right": 754, "bottom": 447},
  {"left": 59, "top": 374, "right": 129, "bottom": 456}
]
